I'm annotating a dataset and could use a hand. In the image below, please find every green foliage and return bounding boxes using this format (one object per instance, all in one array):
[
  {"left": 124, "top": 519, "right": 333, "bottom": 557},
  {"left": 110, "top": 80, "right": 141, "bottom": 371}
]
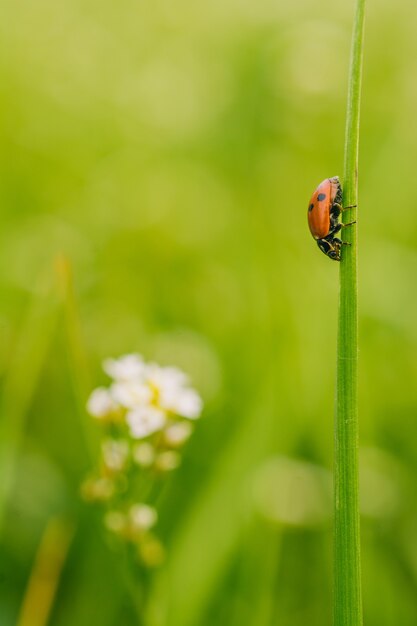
[{"left": 1, "top": 0, "right": 417, "bottom": 625}]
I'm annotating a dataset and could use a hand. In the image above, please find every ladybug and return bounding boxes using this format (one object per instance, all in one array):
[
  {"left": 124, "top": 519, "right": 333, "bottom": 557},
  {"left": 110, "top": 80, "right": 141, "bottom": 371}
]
[{"left": 307, "top": 176, "right": 356, "bottom": 261}]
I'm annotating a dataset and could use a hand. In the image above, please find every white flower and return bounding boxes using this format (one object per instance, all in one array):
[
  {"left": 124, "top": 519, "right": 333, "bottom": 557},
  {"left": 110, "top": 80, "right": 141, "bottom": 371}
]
[
  {"left": 145, "top": 364, "right": 203, "bottom": 419},
  {"left": 160, "top": 387, "right": 202, "bottom": 419},
  {"left": 81, "top": 477, "right": 114, "bottom": 501},
  {"left": 102, "top": 439, "right": 129, "bottom": 471},
  {"left": 103, "top": 354, "right": 146, "bottom": 381},
  {"left": 87, "top": 387, "right": 117, "bottom": 418},
  {"left": 138, "top": 536, "right": 165, "bottom": 567},
  {"left": 110, "top": 381, "right": 153, "bottom": 409},
  {"left": 164, "top": 421, "right": 194, "bottom": 446},
  {"left": 104, "top": 510, "right": 126, "bottom": 533},
  {"left": 133, "top": 442, "right": 155, "bottom": 467},
  {"left": 155, "top": 451, "right": 181, "bottom": 472},
  {"left": 146, "top": 364, "right": 189, "bottom": 389},
  {"left": 129, "top": 504, "right": 157, "bottom": 531},
  {"left": 126, "top": 406, "right": 166, "bottom": 439}
]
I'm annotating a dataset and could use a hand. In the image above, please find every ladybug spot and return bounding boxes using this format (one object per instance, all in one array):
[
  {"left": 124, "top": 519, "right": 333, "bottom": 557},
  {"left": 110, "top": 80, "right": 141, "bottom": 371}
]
[
  {"left": 317, "top": 193, "right": 326, "bottom": 201},
  {"left": 308, "top": 203, "right": 314, "bottom": 212}
]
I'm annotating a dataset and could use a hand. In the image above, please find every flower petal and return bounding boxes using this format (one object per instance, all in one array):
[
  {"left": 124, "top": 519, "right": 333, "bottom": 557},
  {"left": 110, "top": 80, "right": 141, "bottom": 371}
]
[
  {"left": 103, "top": 354, "right": 146, "bottom": 381},
  {"left": 126, "top": 406, "right": 166, "bottom": 439},
  {"left": 87, "top": 387, "right": 116, "bottom": 418}
]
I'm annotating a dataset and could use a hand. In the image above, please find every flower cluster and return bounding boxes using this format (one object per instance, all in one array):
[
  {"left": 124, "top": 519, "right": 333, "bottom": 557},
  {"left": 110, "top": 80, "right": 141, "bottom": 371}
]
[{"left": 82, "top": 353, "right": 203, "bottom": 566}]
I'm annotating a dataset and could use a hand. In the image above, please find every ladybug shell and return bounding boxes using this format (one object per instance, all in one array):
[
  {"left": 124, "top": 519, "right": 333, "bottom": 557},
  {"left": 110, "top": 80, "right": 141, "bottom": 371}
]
[{"left": 307, "top": 177, "right": 341, "bottom": 239}]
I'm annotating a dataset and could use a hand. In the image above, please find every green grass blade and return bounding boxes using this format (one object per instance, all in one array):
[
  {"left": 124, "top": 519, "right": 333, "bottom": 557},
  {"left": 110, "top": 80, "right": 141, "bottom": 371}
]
[
  {"left": 0, "top": 274, "right": 60, "bottom": 533},
  {"left": 334, "top": 0, "right": 366, "bottom": 623},
  {"left": 55, "top": 255, "right": 96, "bottom": 462}
]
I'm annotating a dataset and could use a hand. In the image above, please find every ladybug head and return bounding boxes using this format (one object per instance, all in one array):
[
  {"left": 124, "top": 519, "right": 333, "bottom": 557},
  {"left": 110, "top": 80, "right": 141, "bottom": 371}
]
[{"left": 317, "top": 238, "right": 341, "bottom": 262}]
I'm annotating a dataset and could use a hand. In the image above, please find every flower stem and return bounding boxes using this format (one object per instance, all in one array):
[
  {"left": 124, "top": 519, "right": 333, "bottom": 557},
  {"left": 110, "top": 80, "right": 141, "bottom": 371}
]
[{"left": 334, "top": 0, "right": 366, "bottom": 623}]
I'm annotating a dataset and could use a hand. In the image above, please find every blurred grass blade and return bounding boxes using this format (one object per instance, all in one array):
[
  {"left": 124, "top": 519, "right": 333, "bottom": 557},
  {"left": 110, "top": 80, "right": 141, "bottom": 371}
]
[
  {"left": 55, "top": 255, "right": 96, "bottom": 461},
  {"left": 334, "top": 0, "right": 366, "bottom": 622},
  {"left": 0, "top": 273, "right": 60, "bottom": 533},
  {"left": 232, "top": 522, "right": 282, "bottom": 626},
  {"left": 17, "top": 517, "right": 75, "bottom": 626}
]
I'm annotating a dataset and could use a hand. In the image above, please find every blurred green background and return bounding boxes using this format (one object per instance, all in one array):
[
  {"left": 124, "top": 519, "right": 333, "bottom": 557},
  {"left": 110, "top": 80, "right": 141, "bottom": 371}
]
[{"left": 1, "top": 0, "right": 417, "bottom": 624}]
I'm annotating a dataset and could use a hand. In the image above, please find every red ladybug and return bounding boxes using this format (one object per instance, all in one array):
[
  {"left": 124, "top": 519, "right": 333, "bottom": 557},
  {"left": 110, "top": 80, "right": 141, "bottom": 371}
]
[{"left": 307, "top": 176, "right": 356, "bottom": 261}]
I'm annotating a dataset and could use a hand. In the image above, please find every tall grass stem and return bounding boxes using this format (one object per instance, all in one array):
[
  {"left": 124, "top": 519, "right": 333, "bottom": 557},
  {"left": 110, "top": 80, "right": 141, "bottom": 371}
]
[{"left": 334, "top": 0, "right": 366, "bottom": 623}]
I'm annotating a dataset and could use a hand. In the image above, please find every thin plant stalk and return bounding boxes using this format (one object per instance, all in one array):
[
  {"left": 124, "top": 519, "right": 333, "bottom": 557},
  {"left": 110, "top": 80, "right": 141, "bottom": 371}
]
[
  {"left": 334, "top": 0, "right": 366, "bottom": 623},
  {"left": 16, "top": 518, "right": 75, "bottom": 626},
  {"left": 55, "top": 255, "right": 96, "bottom": 461}
]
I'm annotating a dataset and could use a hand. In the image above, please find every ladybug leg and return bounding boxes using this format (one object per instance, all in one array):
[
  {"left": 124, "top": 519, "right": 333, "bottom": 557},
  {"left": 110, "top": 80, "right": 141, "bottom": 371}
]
[
  {"left": 329, "top": 202, "right": 355, "bottom": 234},
  {"left": 331, "top": 215, "right": 356, "bottom": 232},
  {"left": 333, "top": 202, "right": 357, "bottom": 212},
  {"left": 329, "top": 220, "right": 342, "bottom": 236},
  {"left": 333, "top": 237, "right": 351, "bottom": 247},
  {"left": 328, "top": 204, "right": 342, "bottom": 235},
  {"left": 330, "top": 203, "right": 342, "bottom": 217}
]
